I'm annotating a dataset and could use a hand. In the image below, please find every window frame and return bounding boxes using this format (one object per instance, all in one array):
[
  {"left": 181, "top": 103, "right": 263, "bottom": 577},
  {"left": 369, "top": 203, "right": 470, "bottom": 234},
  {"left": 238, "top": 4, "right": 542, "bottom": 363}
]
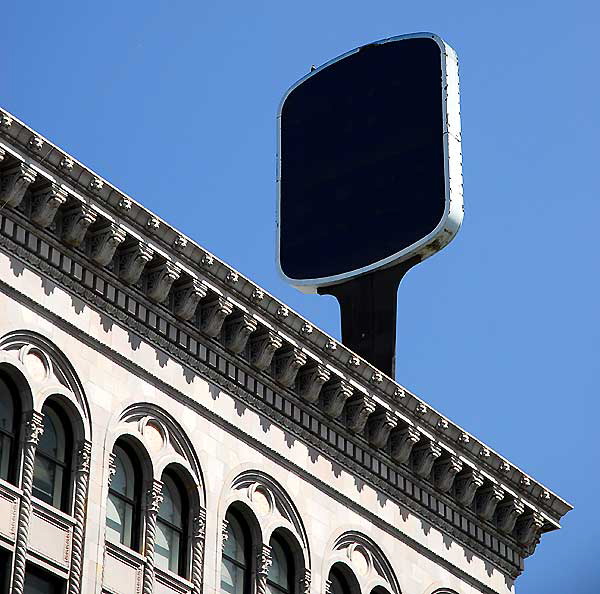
[
  {"left": 266, "top": 533, "right": 295, "bottom": 594},
  {"left": 106, "top": 441, "right": 142, "bottom": 551},
  {"left": 221, "top": 508, "right": 252, "bottom": 594},
  {"left": 0, "top": 375, "right": 20, "bottom": 485}
]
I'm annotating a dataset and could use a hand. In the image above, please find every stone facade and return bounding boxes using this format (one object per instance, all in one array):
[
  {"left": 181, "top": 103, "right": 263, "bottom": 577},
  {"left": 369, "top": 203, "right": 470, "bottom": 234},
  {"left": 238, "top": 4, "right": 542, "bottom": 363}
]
[{"left": 0, "top": 108, "right": 570, "bottom": 594}]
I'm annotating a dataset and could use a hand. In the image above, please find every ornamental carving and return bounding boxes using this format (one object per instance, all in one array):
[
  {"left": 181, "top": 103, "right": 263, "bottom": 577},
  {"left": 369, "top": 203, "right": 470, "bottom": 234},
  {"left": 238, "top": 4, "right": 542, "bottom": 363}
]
[
  {"left": 345, "top": 393, "right": 376, "bottom": 434},
  {"left": 454, "top": 468, "right": 485, "bottom": 507},
  {"left": 25, "top": 411, "right": 45, "bottom": 445},
  {"left": 147, "top": 480, "right": 164, "bottom": 514},
  {"left": 389, "top": 426, "right": 420, "bottom": 463},
  {"left": 249, "top": 329, "right": 283, "bottom": 371},
  {"left": 119, "top": 242, "right": 154, "bottom": 284},
  {"left": 412, "top": 441, "right": 442, "bottom": 478},
  {"left": 320, "top": 378, "right": 353, "bottom": 418},
  {"left": 368, "top": 410, "right": 397, "bottom": 449},
  {"left": 296, "top": 362, "right": 330, "bottom": 403},
  {"left": 496, "top": 498, "right": 525, "bottom": 533},
  {"left": 433, "top": 455, "right": 463, "bottom": 492},
  {"left": 0, "top": 163, "right": 37, "bottom": 208},
  {"left": 173, "top": 279, "right": 207, "bottom": 321},
  {"left": 146, "top": 261, "right": 181, "bottom": 303},
  {"left": 90, "top": 223, "right": 126, "bottom": 266},
  {"left": 200, "top": 296, "right": 234, "bottom": 338},
  {"left": 273, "top": 346, "right": 307, "bottom": 387},
  {"left": 62, "top": 203, "right": 97, "bottom": 247},
  {"left": 31, "top": 183, "right": 68, "bottom": 228},
  {"left": 475, "top": 485, "right": 505, "bottom": 521},
  {"left": 516, "top": 510, "right": 545, "bottom": 546},
  {"left": 223, "top": 312, "right": 258, "bottom": 354},
  {"left": 28, "top": 135, "right": 43, "bottom": 151}
]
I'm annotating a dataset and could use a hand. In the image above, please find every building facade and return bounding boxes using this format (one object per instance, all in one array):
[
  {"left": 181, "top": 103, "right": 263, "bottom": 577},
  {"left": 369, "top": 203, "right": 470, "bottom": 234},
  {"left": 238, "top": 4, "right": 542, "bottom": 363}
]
[{"left": 0, "top": 108, "right": 570, "bottom": 594}]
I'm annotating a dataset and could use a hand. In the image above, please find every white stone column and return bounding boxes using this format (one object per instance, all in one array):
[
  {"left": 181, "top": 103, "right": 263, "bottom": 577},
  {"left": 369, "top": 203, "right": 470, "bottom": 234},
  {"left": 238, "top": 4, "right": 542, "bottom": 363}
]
[{"left": 142, "top": 479, "right": 163, "bottom": 594}]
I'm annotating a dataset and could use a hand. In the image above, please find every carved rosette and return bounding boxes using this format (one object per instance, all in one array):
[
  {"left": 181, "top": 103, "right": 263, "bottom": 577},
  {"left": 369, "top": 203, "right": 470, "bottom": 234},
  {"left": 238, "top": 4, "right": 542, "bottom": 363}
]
[
  {"left": 412, "top": 441, "right": 442, "bottom": 478},
  {"left": 390, "top": 426, "right": 420, "bottom": 464},
  {"left": 62, "top": 203, "right": 97, "bottom": 247},
  {"left": 68, "top": 441, "right": 92, "bottom": 594},
  {"left": 345, "top": 394, "right": 376, "bottom": 434},
  {"left": 31, "top": 183, "right": 68, "bottom": 227},
  {"left": 221, "top": 518, "right": 229, "bottom": 551},
  {"left": 11, "top": 411, "right": 44, "bottom": 594},
  {"left": 273, "top": 347, "right": 307, "bottom": 387},
  {"left": 191, "top": 508, "right": 206, "bottom": 594},
  {"left": 200, "top": 296, "right": 234, "bottom": 338},
  {"left": 142, "top": 480, "right": 164, "bottom": 594},
  {"left": 107, "top": 452, "right": 117, "bottom": 487},
  {"left": 454, "top": 468, "right": 485, "bottom": 507},
  {"left": 255, "top": 544, "right": 272, "bottom": 594},
  {"left": 173, "top": 279, "right": 207, "bottom": 321},
  {"left": 118, "top": 242, "right": 155, "bottom": 284},
  {"left": 146, "top": 261, "right": 181, "bottom": 302},
  {"left": 495, "top": 498, "right": 525, "bottom": 534},
  {"left": 433, "top": 455, "right": 463, "bottom": 493},
  {"left": 320, "top": 378, "right": 353, "bottom": 418},
  {"left": 475, "top": 485, "right": 505, "bottom": 521},
  {"left": 516, "top": 510, "right": 545, "bottom": 547},
  {"left": 368, "top": 410, "right": 397, "bottom": 449},
  {"left": 249, "top": 330, "right": 283, "bottom": 371},
  {"left": 222, "top": 312, "right": 258, "bottom": 354},
  {"left": 0, "top": 162, "right": 37, "bottom": 208},
  {"left": 90, "top": 223, "right": 126, "bottom": 266},
  {"left": 297, "top": 362, "right": 330, "bottom": 403}
]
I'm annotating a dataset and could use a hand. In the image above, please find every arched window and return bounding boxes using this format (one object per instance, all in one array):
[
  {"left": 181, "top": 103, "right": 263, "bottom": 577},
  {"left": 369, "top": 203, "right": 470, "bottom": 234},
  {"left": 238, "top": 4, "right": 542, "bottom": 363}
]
[
  {"left": 0, "top": 376, "right": 19, "bottom": 483},
  {"left": 156, "top": 472, "right": 188, "bottom": 576},
  {"left": 221, "top": 509, "right": 251, "bottom": 594},
  {"left": 106, "top": 443, "right": 140, "bottom": 550},
  {"left": 32, "top": 403, "right": 71, "bottom": 511},
  {"left": 267, "top": 534, "right": 294, "bottom": 594},
  {"left": 328, "top": 564, "right": 359, "bottom": 594}
]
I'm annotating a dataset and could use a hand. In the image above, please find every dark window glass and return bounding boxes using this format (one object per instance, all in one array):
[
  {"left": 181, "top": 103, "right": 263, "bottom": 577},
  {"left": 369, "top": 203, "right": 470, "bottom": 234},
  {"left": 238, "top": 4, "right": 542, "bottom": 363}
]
[
  {"left": 267, "top": 535, "right": 294, "bottom": 594},
  {"left": 23, "top": 565, "right": 64, "bottom": 594},
  {"left": 32, "top": 404, "right": 71, "bottom": 511},
  {"left": 0, "top": 548, "right": 11, "bottom": 593},
  {"left": 220, "top": 510, "right": 250, "bottom": 594},
  {"left": 106, "top": 443, "right": 140, "bottom": 550},
  {"left": 328, "top": 565, "right": 358, "bottom": 594},
  {"left": 279, "top": 36, "right": 445, "bottom": 281},
  {"left": 156, "top": 473, "right": 188, "bottom": 576},
  {"left": 0, "top": 376, "right": 19, "bottom": 484}
]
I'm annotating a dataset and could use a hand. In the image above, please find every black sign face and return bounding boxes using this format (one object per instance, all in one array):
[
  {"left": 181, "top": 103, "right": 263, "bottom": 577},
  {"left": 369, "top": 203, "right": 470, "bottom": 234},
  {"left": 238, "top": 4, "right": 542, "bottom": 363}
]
[{"left": 277, "top": 34, "right": 461, "bottom": 288}]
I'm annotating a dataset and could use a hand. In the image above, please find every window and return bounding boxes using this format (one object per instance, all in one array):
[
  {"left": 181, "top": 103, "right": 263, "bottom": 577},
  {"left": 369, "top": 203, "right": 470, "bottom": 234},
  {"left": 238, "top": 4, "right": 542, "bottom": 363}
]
[
  {"left": 0, "top": 376, "right": 19, "bottom": 483},
  {"left": 106, "top": 443, "right": 139, "bottom": 550},
  {"left": 156, "top": 473, "right": 188, "bottom": 576},
  {"left": 24, "top": 565, "right": 65, "bottom": 594},
  {"left": 267, "top": 535, "right": 294, "bottom": 594},
  {"left": 221, "top": 510, "right": 251, "bottom": 594},
  {"left": 32, "top": 403, "right": 71, "bottom": 511},
  {"left": 328, "top": 564, "right": 358, "bottom": 594},
  {"left": 0, "top": 548, "right": 10, "bottom": 593}
]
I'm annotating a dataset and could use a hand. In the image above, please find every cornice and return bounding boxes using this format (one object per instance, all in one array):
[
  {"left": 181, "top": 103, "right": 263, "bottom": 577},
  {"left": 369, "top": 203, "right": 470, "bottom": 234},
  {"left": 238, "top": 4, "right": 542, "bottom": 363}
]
[{"left": 0, "top": 107, "right": 571, "bottom": 558}]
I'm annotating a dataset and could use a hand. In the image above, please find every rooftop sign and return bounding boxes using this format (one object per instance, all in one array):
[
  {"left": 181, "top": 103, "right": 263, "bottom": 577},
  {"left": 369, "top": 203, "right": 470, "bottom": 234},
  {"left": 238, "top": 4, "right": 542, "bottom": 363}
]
[{"left": 277, "top": 33, "right": 463, "bottom": 292}]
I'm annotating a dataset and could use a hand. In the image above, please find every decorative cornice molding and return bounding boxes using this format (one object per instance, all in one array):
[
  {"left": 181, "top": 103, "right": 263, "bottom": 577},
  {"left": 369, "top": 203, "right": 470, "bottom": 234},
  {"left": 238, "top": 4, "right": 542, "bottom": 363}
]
[
  {"left": 320, "top": 378, "right": 353, "bottom": 418},
  {"left": 118, "top": 242, "right": 154, "bottom": 284},
  {"left": 346, "top": 393, "right": 377, "bottom": 434},
  {"left": 0, "top": 162, "right": 37, "bottom": 209},
  {"left": 297, "top": 362, "right": 330, "bottom": 403},
  {"left": 368, "top": 410, "right": 397, "bottom": 449},
  {"left": 62, "top": 203, "right": 97, "bottom": 247},
  {"left": 173, "top": 278, "right": 207, "bottom": 321},
  {"left": 433, "top": 456, "right": 463, "bottom": 493},
  {"left": 222, "top": 312, "right": 258, "bottom": 354},
  {"left": 249, "top": 329, "right": 282, "bottom": 371},
  {"left": 200, "top": 296, "right": 233, "bottom": 338},
  {"left": 31, "top": 183, "right": 68, "bottom": 228},
  {"left": 390, "top": 426, "right": 420, "bottom": 464},
  {"left": 90, "top": 223, "right": 126, "bottom": 267},
  {"left": 273, "top": 346, "right": 307, "bottom": 388}
]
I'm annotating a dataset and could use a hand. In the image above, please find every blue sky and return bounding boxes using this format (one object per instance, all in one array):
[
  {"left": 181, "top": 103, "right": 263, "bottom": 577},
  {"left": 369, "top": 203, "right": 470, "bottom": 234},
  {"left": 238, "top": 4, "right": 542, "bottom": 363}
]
[{"left": 4, "top": 1, "right": 598, "bottom": 592}]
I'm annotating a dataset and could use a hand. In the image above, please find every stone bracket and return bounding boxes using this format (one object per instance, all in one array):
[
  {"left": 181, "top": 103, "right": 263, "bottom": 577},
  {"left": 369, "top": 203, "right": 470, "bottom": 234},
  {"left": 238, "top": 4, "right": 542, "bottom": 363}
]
[
  {"left": 222, "top": 312, "right": 258, "bottom": 354},
  {"left": 146, "top": 261, "right": 181, "bottom": 302},
  {"left": 31, "top": 183, "right": 68, "bottom": 228},
  {"left": 496, "top": 498, "right": 525, "bottom": 533},
  {"left": 62, "top": 203, "right": 97, "bottom": 247},
  {"left": 90, "top": 223, "right": 126, "bottom": 266},
  {"left": 200, "top": 296, "right": 234, "bottom": 338},
  {"left": 173, "top": 279, "right": 207, "bottom": 321},
  {"left": 368, "top": 410, "right": 397, "bottom": 449},
  {"left": 249, "top": 329, "right": 283, "bottom": 371},
  {"left": 320, "top": 378, "right": 353, "bottom": 418},
  {"left": 345, "top": 393, "right": 376, "bottom": 434},
  {"left": 412, "top": 441, "right": 442, "bottom": 478},
  {"left": 516, "top": 510, "right": 545, "bottom": 547},
  {"left": 296, "top": 362, "right": 330, "bottom": 403},
  {"left": 434, "top": 455, "right": 463, "bottom": 493},
  {"left": 476, "top": 485, "right": 505, "bottom": 521},
  {"left": 118, "top": 242, "right": 154, "bottom": 284},
  {"left": 455, "top": 468, "right": 485, "bottom": 507},
  {"left": 273, "top": 346, "right": 307, "bottom": 387},
  {"left": 0, "top": 162, "right": 37, "bottom": 208},
  {"left": 390, "top": 426, "right": 420, "bottom": 463}
]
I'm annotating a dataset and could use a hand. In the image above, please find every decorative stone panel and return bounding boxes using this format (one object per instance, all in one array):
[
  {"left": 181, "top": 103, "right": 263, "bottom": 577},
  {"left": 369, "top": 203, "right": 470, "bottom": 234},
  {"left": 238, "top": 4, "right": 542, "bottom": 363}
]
[
  {"left": 104, "top": 542, "right": 144, "bottom": 594},
  {"left": 0, "top": 481, "right": 19, "bottom": 542},
  {"left": 28, "top": 501, "right": 74, "bottom": 570}
]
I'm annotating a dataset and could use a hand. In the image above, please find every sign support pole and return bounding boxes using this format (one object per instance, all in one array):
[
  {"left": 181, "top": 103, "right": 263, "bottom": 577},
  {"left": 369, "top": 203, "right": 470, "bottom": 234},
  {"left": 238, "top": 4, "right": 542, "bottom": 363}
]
[{"left": 318, "top": 256, "right": 420, "bottom": 378}]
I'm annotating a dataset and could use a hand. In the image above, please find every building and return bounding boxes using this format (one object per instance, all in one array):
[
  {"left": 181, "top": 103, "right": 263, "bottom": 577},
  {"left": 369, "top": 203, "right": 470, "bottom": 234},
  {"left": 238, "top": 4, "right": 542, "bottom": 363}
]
[{"left": 0, "top": 107, "right": 570, "bottom": 594}]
